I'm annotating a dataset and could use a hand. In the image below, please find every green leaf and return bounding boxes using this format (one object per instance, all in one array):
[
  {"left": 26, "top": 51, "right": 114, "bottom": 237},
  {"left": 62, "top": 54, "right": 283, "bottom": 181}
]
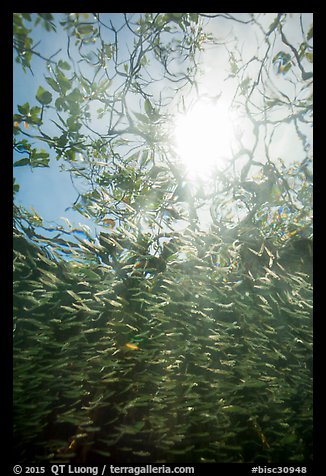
[
  {"left": 55, "top": 97, "right": 68, "bottom": 112},
  {"left": 77, "top": 24, "right": 94, "bottom": 35},
  {"left": 168, "top": 13, "right": 184, "bottom": 20},
  {"left": 267, "top": 15, "right": 280, "bottom": 35},
  {"left": 144, "top": 98, "right": 153, "bottom": 117},
  {"left": 139, "top": 150, "right": 149, "bottom": 167},
  {"left": 36, "top": 86, "right": 52, "bottom": 105},
  {"left": 58, "top": 59, "right": 71, "bottom": 70},
  {"left": 133, "top": 112, "right": 149, "bottom": 124},
  {"left": 189, "top": 13, "right": 199, "bottom": 24},
  {"left": 22, "top": 13, "right": 32, "bottom": 22},
  {"left": 67, "top": 116, "right": 82, "bottom": 132},
  {"left": 66, "top": 88, "right": 83, "bottom": 115},
  {"left": 307, "top": 25, "right": 313, "bottom": 41},
  {"left": 45, "top": 76, "right": 61, "bottom": 93},
  {"left": 35, "top": 151, "right": 50, "bottom": 159},
  {"left": 14, "top": 157, "right": 30, "bottom": 167},
  {"left": 305, "top": 52, "right": 313, "bottom": 63},
  {"left": 68, "top": 101, "right": 80, "bottom": 116},
  {"left": 30, "top": 106, "right": 42, "bottom": 118},
  {"left": 105, "top": 44, "right": 113, "bottom": 59},
  {"left": 240, "top": 77, "right": 251, "bottom": 94},
  {"left": 17, "top": 102, "right": 30, "bottom": 115},
  {"left": 57, "top": 133, "right": 68, "bottom": 147},
  {"left": 56, "top": 69, "right": 72, "bottom": 94},
  {"left": 65, "top": 149, "right": 76, "bottom": 161},
  {"left": 67, "top": 88, "right": 83, "bottom": 103},
  {"left": 13, "top": 178, "right": 20, "bottom": 194}
]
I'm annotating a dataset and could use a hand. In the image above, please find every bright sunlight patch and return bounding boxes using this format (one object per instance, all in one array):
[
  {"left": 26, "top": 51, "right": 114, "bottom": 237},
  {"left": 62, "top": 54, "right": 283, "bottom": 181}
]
[{"left": 174, "top": 99, "right": 236, "bottom": 178}]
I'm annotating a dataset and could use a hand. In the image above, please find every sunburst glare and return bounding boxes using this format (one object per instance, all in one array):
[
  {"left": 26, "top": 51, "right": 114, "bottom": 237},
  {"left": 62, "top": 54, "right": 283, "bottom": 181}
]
[{"left": 174, "top": 98, "right": 237, "bottom": 179}]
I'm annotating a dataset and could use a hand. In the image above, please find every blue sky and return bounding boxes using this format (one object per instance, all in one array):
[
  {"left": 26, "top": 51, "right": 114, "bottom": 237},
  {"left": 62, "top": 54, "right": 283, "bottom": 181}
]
[
  {"left": 13, "top": 13, "right": 157, "bottom": 237},
  {"left": 13, "top": 15, "right": 83, "bottom": 228},
  {"left": 13, "top": 14, "right": 129, "bottom": 235}
]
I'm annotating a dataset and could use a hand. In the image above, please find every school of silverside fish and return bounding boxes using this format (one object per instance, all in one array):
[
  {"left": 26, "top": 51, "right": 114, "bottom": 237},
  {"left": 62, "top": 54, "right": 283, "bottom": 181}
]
[{"left": 13, "top": 219, "right": 312, "bottom": 464}]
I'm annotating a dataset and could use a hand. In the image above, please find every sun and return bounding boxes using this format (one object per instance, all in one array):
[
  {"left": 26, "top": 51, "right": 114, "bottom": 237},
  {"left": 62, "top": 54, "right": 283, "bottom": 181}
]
[{"left": 174, "top": 99, "right": 236, "bottom": 178}]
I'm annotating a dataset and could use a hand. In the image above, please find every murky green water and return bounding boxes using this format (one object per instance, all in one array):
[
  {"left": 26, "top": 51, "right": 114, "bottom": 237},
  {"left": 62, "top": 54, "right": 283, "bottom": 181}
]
[{"left": 13, "top": 224, "right": 312, "bottom": 464}]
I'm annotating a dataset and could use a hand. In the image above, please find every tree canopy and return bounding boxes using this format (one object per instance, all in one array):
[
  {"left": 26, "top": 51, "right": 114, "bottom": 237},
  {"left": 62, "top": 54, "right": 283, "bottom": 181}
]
[{"left": 13, "top": 13, "right": 313, "bottom": 464}]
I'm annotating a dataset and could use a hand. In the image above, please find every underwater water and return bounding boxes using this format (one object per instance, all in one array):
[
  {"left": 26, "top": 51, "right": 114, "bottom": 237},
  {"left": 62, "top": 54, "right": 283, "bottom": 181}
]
[
  {"left": 13, "top": 223, "right": 313, "bottom": 465},
  {"left": 12, "top": 12, "right": 313, "bottom": 467}
]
